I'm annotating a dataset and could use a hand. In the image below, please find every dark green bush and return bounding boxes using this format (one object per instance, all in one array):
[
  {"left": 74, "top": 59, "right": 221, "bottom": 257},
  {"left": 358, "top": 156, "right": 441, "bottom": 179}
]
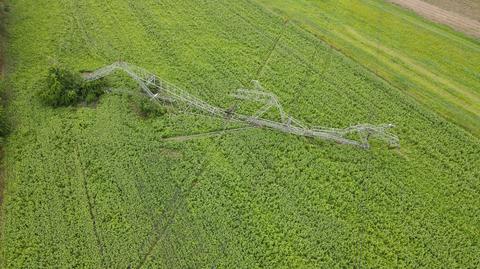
[
  {"left": 39, "top": 66, "right": 106, "bottom": 107},
  {"left": 81, "top": 79, "right": 106, "bottom": 104}
]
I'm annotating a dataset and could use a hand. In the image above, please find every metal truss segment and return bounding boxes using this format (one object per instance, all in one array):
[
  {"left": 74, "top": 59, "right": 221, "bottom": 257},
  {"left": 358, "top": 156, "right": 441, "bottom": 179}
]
[{"left": 83, "top": 62, "right": 400, "bottom": 149}]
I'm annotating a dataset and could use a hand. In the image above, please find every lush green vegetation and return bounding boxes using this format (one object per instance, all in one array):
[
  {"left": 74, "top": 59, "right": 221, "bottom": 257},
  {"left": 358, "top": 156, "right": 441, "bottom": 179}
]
[
  {"left": 39, "top": 66, "right": 105, "bottom": 107},
  {"left": 1, "top": 0, "right": 479, "bottom": 268},
  {"left": 130, "top": 94, "right": 167, "bottom": 119},
  {"left": 255, "top": 0, "right": 480, "bottom": 136}
]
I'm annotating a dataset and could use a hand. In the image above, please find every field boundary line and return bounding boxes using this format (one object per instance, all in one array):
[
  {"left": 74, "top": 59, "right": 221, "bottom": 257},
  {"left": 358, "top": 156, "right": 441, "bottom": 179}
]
[{"left": 74, "top": 148, "right": 107, "bottom": 268}]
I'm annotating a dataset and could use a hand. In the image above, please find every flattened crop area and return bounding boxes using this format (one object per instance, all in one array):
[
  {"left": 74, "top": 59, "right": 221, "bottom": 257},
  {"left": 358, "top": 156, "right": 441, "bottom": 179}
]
[{"left": 387, "top": 0, "right": 480, "bottom": 38}]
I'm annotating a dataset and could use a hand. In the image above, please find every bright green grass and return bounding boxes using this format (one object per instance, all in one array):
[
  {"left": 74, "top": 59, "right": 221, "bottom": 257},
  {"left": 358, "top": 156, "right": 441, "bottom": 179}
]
[
  {"left": 1, "top": 0, "right": 479, "bottom": 268},
  {"left": 254, "top": 0, "right": 480, "bottom": 136}
]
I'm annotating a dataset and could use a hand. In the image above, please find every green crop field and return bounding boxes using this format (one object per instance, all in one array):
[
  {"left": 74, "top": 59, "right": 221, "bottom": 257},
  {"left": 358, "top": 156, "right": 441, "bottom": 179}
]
[{"left": 1, "top": 0, "right": 479, "bottom": 268}]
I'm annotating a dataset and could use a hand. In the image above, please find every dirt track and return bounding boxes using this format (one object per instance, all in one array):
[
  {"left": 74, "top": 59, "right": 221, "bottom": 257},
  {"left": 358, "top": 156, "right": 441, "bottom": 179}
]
[{"left": 388, "top": 0, "right": 480, "bottom": 38}]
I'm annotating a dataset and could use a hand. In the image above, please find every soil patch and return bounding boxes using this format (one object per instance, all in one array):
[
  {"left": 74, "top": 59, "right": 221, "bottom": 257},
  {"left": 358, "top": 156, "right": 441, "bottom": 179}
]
[
  {"left": 387, "top": 0, "right": 480, "bottom": 38},
  {"left": 421, "top": 0, "right": 480, "bottom": 22}
]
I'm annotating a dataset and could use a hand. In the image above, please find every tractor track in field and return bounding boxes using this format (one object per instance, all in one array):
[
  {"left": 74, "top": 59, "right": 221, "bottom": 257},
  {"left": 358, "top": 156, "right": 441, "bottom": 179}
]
[
  {"left": 136, "top": 187, "right": 183, "bottom": 269},
  {"left": 387, "top": 0, "right": 480, "bottom": 38},
  {"left": 255, "top": 18, "right": 289, "bottom": 78},
  {"left": 136, "top": 156, "right": 211, "bottom": 269},
  {"left": 74, "top": 148, "right": 107, "bottom": 268}
]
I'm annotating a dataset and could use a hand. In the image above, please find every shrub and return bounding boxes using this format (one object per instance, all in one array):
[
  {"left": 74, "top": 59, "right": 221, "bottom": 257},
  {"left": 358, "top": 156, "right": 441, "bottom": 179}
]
[
  {"left": 81, "top": 79, "right": 106, "bottom": 104},
  {"left": 39, "top": 66, "right": 106, "bottom": 107}
]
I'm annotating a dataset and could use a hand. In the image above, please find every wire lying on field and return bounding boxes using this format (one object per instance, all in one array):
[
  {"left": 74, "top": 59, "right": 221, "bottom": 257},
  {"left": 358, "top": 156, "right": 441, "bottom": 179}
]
[{"left": 82, "top": 62, "right": 399, "bottom": 149}]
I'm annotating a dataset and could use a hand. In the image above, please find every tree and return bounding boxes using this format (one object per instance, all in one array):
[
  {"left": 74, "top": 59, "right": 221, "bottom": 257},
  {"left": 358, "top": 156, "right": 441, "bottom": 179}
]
[{"left": 39, "top": 66, "right": 106, "bottom": 107}]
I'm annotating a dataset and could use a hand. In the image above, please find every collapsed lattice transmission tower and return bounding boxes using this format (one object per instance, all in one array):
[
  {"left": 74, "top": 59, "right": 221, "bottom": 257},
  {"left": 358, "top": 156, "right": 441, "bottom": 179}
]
[{"left": 83, "top": 62, "right": 399, "bottom": 149}]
